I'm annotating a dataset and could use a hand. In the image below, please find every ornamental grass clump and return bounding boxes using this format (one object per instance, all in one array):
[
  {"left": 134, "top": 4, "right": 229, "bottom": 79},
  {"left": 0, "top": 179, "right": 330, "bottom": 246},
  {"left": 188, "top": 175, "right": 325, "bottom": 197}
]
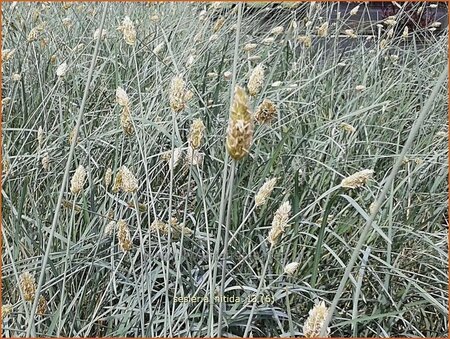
[{"left": 226, "top": 85, "right": 253, "bottom": 160}]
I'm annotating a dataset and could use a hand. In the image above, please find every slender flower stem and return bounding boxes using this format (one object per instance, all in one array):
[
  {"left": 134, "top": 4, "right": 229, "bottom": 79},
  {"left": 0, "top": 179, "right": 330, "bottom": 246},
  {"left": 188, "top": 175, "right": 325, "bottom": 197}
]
[
  {"left": 243, "top": 244, "right": 275, "bottom": 337},
  {"left": 217, "top": 160, "right": 236, "bottom": 336},
  {"left": 208, "top": 3, "right": 243, "bottom": 336},
  {"left": 25, "top": 5, "right": 108, "bottom": 336},
  {"left": 319, "top": 64, "right": 448, "bottom": 336}
]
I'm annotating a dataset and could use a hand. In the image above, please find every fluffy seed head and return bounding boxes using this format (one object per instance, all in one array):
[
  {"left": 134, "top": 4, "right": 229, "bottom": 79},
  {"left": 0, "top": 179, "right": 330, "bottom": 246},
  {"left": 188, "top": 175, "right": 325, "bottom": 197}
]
[
  {"left": 303, "top": 301, "right": 330, "bottom": 337},
  {"left": 42, "top": 152, "right": 50, "bottom": 171},
  {"left": 37, "top": 295, "right": 47, "bottom": 316},
  {"left": 355, "top": 85, "right": 366, "bottom": 91},
  {"left": 268, "top": 201, "right": 291, "bottom": 246},
  {"left": 120, "top": 105, "right": 134, "bottom": 135},
  {"left": 153, "top": 41, "right": 165, "bottom": 56},
  {"left": 255, "top": 99, "right": 277, "bottom": 124},
  {"left": 226, "top": 86, "right": 253, "bottom": 160},
  {"left": 213, "top": 16, "right": 225, "bottom": 32},
  {"left": 186, "top": 146, "right": 204, "bottom": 166},
  {"left": 113, "top": 165, "right": 138, "bottom": 193},
  {"left": 12, "top": 73, "right": 21, "bottom": 81},
  {"left": 70, "top": 165, "right": 86, "bottom": 194},
  {"left": 1, "top": 304, "right": 13, "bottom": 320},
  {"left": 93, "top": 28, "right": 107, "bottom": 40},
  {"left": 189, "top": 119, "right": 206, "bottom": 150},
  {"left": 169, "top": 75, "right": 190, "bottom": 113},
  {"left": 56, "top": 62, "right": 68, "bottom": 77},
  {"left": 150, "top": 218, "right": 193, "bottom": 240},
  {"left": 2, "top": 49, "right": 16, "bottom": 62},
  {"left": 117, "top": 220, "right": 132, "bottom": 252},
  {"left": 340, "top": 169, "right": 374, "bottom": 189},
  {"left": 350, "top": 4, "right": 360, "bottom": 15},
  {"left": 340, "top": 122, "right": 356, "bottom": 133},
  {"left": 284, "top": 262, "right": 300, "bottom": 275},
  {"left": 27, "top": 27, "right": 40, "bottom": 42},
  {"left": 118, "top": 16, "right": 136, "bottom": 45},
  {"left": 104, "top": 167, "right": 112, "bottom": 187},
  {"left": 37, "top": 126, "right": 44, "bottom": 151},
  {"left": 270, "top": 26, "right": 284, "bottom": 35},
  {"left": 402, "top": 26, "right": 409, "bottom": 39},
  {"left": 298, "top": 35, "right": 312, "bottom": 48},
  {"left": 255, "top": 177, "right": 277, "bottom": 207},
  {"left": 262, "top": 37, "right": 275, "bottom": 45},
  {"left": 161, "top": 147, "right": 183, "bottom": 170},
  {"left": 243, "top": 43, "right": 257, "bottom": 52},
  {"left": 116, "top": 87, "right": 129, "bottom": 107},
  {"left": 318, "top": 22, "right": 329, "bottom": 37},
  {"left": 150, "top": 219, "right": 168, "bottom": 234},
  {"left": 384, "top": 18, "right": 397, "bottom": 26},
  {"left": 105, "top": 220, "right": 116, "bottom": 236},
  {"left": 344, "top": 29, "right": 357, "bottom": 38},
  {"left": 20, "top": 272, "right": 36, "bottom": 302},
  {"left": 248, "top": 63, "right": 264, "bottom": 96}
]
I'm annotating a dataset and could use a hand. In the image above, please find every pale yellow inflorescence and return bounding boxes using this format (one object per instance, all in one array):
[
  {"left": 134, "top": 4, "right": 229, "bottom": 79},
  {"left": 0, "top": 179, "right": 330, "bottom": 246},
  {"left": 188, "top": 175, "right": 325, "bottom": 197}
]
[
  {"left": 70, "top": 165, "right": 86, "bottom": 194},
  {"left": 37, "top": 126, "right": 44, "bottom": 151},
  {"left": 120, "top": 105, "right": 134, "bottom": 135},
  {"left": 340, "top": 122, "right": 356, "bottom": 133},
  {"left": 105, "top": 220, "right": 116, "bottom": 236},
  {"left": 118, "top": 16, "right": 136, "bottom": 45},
  {"left": 186, "top": 146, "right": 204, "bottom": 166},
  {"left": 255, "top": 177, "right": 277, "bottom": 207},
  {"left": 284, "top": 262, "right": 300, "bottom": 275},
  {"left": 189, "top": 119, "right": 206, "bottom": 150},
  {"left": 248, "top": 63, "right": 265, "bottom": 96},
  {"left": 226, "top": 86, "right": 253, "bottom": 160},
  {"left": 169, "top": 75, "right": 192, "bottom": 113},
  {"left": 42, "top": 152, "right": 50, "bottom": 171},
  {"left": 298, "top": 35, "right": 312, "bottom": 48},
  {"left": 117, "top": 220, "right": 132, "bottom": 252},
  {"left": 37, "top": 295, "right": 47, "bottom": 316},
  {"left": 317, "top": 22, "right": 329, "bottom": 37},
  {"left": 93, "top": 28, "right": 107, "bottom": 40},
  {"left": 19, "top": 271, "right": 36, "bottom": 302},
  {"left": 116, "top": 87, "right": 130, "bottom": 107},
  {"left": 340, "top": 169, "right": 374, "bottom": 189},
  {"left": 150, "top": 218, "right": 193, "bottom": 240},
  {"left": 2, "top": 49, "right": 16, "bottom": 62},
  {"left": 113, "top": 165, "right": 138, "bottom": 193},
  {"left": 303, "top": 301, "right": 330, "bottom": 337},
  {"left": 161, "top": 147, "right": 183, "bottom": 170},
  {"left": 56, "top": 62, "right": 68, "bottom": 77},
  {"left": 104, "top": 167, "right": 112, "bottom": 187},
  {"left": 267, "top": 201, "right": 292, "bottom": 246},
  {"left": 1, "top": 304, "right": 13, "bottom": 320},
  {"left": 254, "top": 98, "right": 277, "bottom": 124}
]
